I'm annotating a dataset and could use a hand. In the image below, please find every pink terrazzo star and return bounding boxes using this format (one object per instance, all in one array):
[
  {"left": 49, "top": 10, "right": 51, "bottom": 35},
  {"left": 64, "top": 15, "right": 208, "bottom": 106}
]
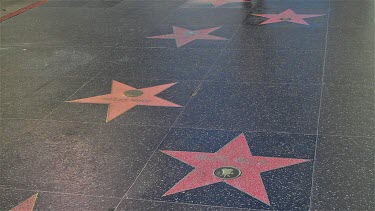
[
  {"left": 252, "top": 9, "right": 325, "bottom": 25},
  {"left": 147, "top": 26, "right": 227, "bottom": 47},
  {"left": 195, "top": 0, "right": 250, "bottom": 7},
  {"left": 161, "top": 134, "right": 310, "bottom": 205},
  {"left": 67, "top": 80, "right": 181, "bottom": 122}
]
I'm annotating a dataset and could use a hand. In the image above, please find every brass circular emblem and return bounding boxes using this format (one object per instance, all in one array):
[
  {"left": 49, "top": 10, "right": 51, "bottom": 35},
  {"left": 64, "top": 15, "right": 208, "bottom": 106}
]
[
  {"left": 213, "top": 167, "right": 241, "bottom": 179},
  {"left": 280, "top": 17, "right": 292, "bottom": 21},
  {"left": 185, "top": 31, "right": 199, "bottom": 36},
  {"left": 123, "top": 90, "right": 143, "bottom": 97}
]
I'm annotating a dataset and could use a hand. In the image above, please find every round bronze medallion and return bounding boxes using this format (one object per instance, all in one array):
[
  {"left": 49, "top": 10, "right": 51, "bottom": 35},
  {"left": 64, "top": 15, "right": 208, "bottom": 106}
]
[
  {"left": 123, "top": 90, "right": 143, "bottom": 97},
  {"left": 185, "top": 31, "right": 199, "bottom": 36},
  {"left": 213, "top": 167, "right": 241, "bottom": 179},
  {"left": 280, "top": 17, "right": 292, "bottom": 21}
]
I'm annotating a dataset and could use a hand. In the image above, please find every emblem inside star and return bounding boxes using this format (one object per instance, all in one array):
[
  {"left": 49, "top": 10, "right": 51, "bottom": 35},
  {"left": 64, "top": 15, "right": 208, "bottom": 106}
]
[
  {"left": 147, "top": 26, "right": 227, "bottom": 47},
  {"left": 252, "top": 9, "right": 325, "bottom": 25},
  {"left": 194, "top": 0, "right": 250, "bottom": 7},
  {"left": 160, "top": 134, "right": 310, "bottom": 205},
  {"left": 67, "top": 80, "right": 182, "bottom": 122}
]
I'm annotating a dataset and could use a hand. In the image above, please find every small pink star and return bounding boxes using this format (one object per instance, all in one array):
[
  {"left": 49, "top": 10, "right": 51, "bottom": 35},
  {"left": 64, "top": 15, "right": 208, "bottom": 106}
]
[
  {"left": 67, "top": 80, "right": 181, "bottom": 122},
  {"left": 147, "top": 26, "right": 227, "bottom": 47},
  {"left": 252, "top": 9, "right": 325, "bottom": 25},
  {"left": 195, "top": 0, "right": 250, "bottom": 7}
]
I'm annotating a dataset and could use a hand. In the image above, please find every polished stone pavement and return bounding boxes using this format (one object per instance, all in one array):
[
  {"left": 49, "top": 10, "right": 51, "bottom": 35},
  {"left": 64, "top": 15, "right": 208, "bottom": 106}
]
[{"left": 0, "top": 0, "right": 374, "bottom": 210}]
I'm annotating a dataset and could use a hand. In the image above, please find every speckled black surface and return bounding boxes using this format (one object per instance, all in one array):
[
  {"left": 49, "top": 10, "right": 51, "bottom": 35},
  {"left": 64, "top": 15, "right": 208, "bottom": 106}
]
[
  {"left": 0, "top": 47, "right": 107, "bottom": 77},
  {"left": 228, "top": 25, "right": 327, "bottom": 50},
  {"left": 174, "top": 81, "right": 321, "bottom": 134},
  {"left": 329, "top": 0, "right": 374, "bottom": 27},
  {"left": 0, "top": 121, "right": 169, "bottom": 197},
  {"left": 164, "top": 8, "right": 249, "bottom": 25},
  {"left": 116, "top": 199, "right": 249, "bottom": 211},
  {"left": 0, "top": 76, "right": 90, "bottom": 119},
  {"left": 207, "top": 49, "right": 325, "bottom": 84},
  {"left": 0, "top": 189, "right": 121, "bottom": 211},
  {"left": 1, "top": 0, "right": 374, "bottom": 210},
  {"left": 319, "top": 85, "right": 375, "bottom": 137},
  {"left": 0, "top": 119, "right": 40, "bottom": 142},
  {"left": 95, "top": 48, "right": 221, "bottom": 80},
  {"left": 324, "top": 50, "right": 375, "bottom": 85},
  {"left": 327, "top": 26, "right": 375, "bottom": 51},
  {"left": 311, "top": 136, "right": 375, "bottom": 210}
]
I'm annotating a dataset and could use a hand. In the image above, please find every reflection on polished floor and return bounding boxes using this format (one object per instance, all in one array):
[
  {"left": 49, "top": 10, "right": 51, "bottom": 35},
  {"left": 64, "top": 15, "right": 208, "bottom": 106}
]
[{"left": 0, "top": 0, "right": 374, "bottom": 210}]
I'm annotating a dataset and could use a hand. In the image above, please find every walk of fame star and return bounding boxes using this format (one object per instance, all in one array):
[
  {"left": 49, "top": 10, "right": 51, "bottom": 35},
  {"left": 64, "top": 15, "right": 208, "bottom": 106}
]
[
  {"left": 10, "top": 193, "right": 38, "bottom": 211},
  {"left": 160, "top": 134, "right": 310, "bottom": 205},
  {"left": 147, "top": 26, "right": 227, "bottom": 47},
  {"left": 194, "top": 0, "right": 250, "bottom": 7},
  {"left": 252, "top": 9, "right": 325, "bottom": 25},
  {"left": 67, "top": 80, "right": 182, "bottom": 122}
]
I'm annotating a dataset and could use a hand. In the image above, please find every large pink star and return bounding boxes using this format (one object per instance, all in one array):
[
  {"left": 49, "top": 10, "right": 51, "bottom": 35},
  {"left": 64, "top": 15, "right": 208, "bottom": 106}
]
[
  {"left": 161, "top": 134, "right": 310, "bottom": 205},
  {"left": 252, "top": 9, "right": 325, "bottom": 25},
  {"left": 67, "top": 80, "right": 181, "bottom": 122},
  {"left": 195, "top": 0, "right": 250, "bottom": 7},
  {"left": 147, "top": 26, "right": 227, "bottom": 47}
]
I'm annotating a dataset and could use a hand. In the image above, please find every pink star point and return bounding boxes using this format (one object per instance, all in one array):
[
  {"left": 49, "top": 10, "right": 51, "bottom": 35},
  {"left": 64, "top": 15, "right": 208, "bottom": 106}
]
[
  {"left": 10, "top": 193, "right": 38, "bottom": 211},
  {"left": 67, "top": 81, "right": 181, "bottom": 122},
  {"left": 161, "top": 134, "right": 310, "bottom": 205},
  {"left": 253, "top": 9, "right": 325, "bottom": 25},
  {"left": 147, "top": 26, "right": 227, "bottom": 47}
]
